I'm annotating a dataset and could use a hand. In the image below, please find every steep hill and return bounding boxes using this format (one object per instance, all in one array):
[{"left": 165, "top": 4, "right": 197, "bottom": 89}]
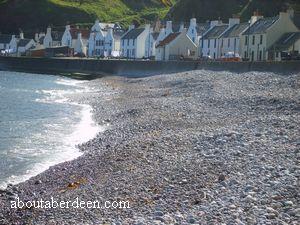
[
  {"left": 167, "top": 0, "right": 300, "bottom": 23},
  {"left": 0, "top": 0, "right": 176, "bottom": 35}
]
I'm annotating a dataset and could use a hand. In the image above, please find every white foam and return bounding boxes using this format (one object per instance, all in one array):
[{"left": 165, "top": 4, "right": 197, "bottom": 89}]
[{"left": 0, "top": 78, "right": 103, "bottom": 189}]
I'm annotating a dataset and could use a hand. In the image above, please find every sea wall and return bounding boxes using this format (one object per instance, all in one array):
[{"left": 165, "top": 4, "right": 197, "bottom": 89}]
[{"left": 0, "top": 56, "right": 299, "bottom": 78}]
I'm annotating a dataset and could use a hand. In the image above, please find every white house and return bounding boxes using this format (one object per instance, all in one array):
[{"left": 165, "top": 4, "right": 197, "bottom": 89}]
[
  {"left": 268, "top": 32, "right": 300, "bottom": 61},
  {"left": 200, "top": 21, "right": 228, "bottom": 59},
  {"left": 145, "top": 30, "right": 160, "bottom": 58},
  {"left": 61, "top": 25, "right": 73, "bottom": 47},
  {"left": 104, "top": 27, "right": 124, "bottom": 57},
  {"left": 219, "top": 18, "right": 248, "bottom": 58},
  {"left": 0, "top": 34, "right": 18, "bottom": 54},
  {"left": 240, "top": 11, "right": 299, "bottom": 61},
  {"left": 43, "top": 27, "right": 63, "bottom": 48},
  {"left": 17, "top": 32, "right": 35, "bottom": 56},
  {"left": 155, "top": 30, "right": 198, "bottom": 61},
  {"left": 121, "top": 25, "right": 150, "bottom": 59},
  {"left": 88, "top": 20, "right": 124, "bottom": 57}
]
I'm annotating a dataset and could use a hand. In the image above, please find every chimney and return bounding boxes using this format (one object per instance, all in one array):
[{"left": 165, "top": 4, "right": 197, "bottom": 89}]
[
  {"left": 210, "top": 20, "right": 221, "bottom": 28},
  {"left": 19, "top": 31, "right": 24, "bottom": 39},
  {"left": 144, "top": 24, "right": 151, "bottom": 31},
  {"left": 179, "top": 22, "right": 185, "bottom": 32},
  {"left": 66, "top": 25, "right": 71, "bottom": 31},
  {"left": 35, "top": 33, "right": 39, "bottom": 42},
  {"left": 46, "top": 27, "right": 51, "bottom": 35},
  {"left": 129, "top": 24, "right": 135, "bottom": 30},
  {"left": 166, "top": 21, "right": 173, "bottom": 35},
  {"left": 250, "top": 11, "right": 263, "bottom": 25},
  {"left": 287, "top": 8, "right": 294, "bottom": 19},
  {"left": 108, "top": 27, "right": 113, "bottom": 36},
  {"left": 77, "top": 32, "right": 82, "bottom": 40},
  {"left": 229, "top": 18, "right": 240, "bottom": 27},
  {"left": 190, "top": 18, "right": 197, "bottom": 27}
]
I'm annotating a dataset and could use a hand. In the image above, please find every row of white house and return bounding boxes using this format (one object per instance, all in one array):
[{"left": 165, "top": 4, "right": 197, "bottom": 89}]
[
  {"left": 84, "top": 9, "right": 300, "bottom": 61},
  {"left": 1, "top": 8, "right": 299, "bottom": 61}
]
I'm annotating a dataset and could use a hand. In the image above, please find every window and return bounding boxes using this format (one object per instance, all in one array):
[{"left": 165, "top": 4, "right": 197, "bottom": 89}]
[
  {"left": 252, "top": 35, "right": 255, "bottom": 45},
  {"left": 251, "top": 51, "right": 254, "bottom": 61},
  {"left": 122, "top": 39, "right": 124, "bottom": 46},
  {"left": 276, "top": 52, "right": 279, "bottom": 57},
  {"left": 110, "top": 41, "right": 112, "bottom": 47},
  {"left": 228, "top": 39, "right": 230, "bottom": 48},
  {"left": 260, "top": 35, "right": 263, "bottom": 44},
  {"left": 244, "top": 51, "right": 247, "bottom": 58},
  {"left": 213, "top": 52, "right": 216, "bottom": 59},
  {"left": 192, "top": 29, "right": 194, "bottom": 34},
  {"left": 221, "top": 39, "right": 223, "bottom": 47},
  {"left": 259, "top": 50, "right": 262, "bottom": 61},
  {"left": 208, "top": 40, "right": 210, "bottom": 48},
  {"left": 234, "top": 38, "right": 236, "bottom": 46},
  {"left": 127, "top": 39, "right": 129, "bottom": 46},
  {"left": 133, "top": 39, "right": 135, "bottom": 45},
  {"left": 132, "top": 49, "right": 135, "bottom": 57},
  {"left": 192, "top": 37, "right": 195, "bottom": 42},
  {"left": 245, "top": 36, "right": 248, "bottom": 45},
  {"left": 127, "top": 49, "right": 129, "bottom": 57},
  {"left": 214, "top": 39, "right": 217, "bottom": 48}
]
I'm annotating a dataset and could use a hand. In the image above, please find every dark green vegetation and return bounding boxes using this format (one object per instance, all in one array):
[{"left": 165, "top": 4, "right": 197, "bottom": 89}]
[
  {"left": 167, "top": 0, "right": 300, "bottom": 22},
  {"left": 0, "top": 0, "right": 299, "bottom": 36},
  {"left": 0, "top": 0, "right": 176, "bottom": 35}
]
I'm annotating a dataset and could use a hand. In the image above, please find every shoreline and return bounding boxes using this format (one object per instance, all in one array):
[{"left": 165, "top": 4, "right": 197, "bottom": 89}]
[
  {"left": 1, "top": 56, "right": 300, "bottom": 78},
  {"left": 0, "top": 75, "right": 101, "bottom": 189},
  {"left": 0, "top": 70, "right": 299, "bottom": 224}
]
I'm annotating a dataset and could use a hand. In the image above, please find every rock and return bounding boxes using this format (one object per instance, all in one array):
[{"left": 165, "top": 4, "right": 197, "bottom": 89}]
[
  {"left": 284, "top": 201, "right": 293, "bottom": 207},
  {"left": 218, "top": 174, "right": 226, "bottom": 182},
  {"left": 154, "top": 211, "right": 164, "bottom": 217},
  {"left": 265, "top": 213, "right": 277, "bottom": 219},
  {"left": 35, "top": 180, "right": 42, "bottom": 185}
]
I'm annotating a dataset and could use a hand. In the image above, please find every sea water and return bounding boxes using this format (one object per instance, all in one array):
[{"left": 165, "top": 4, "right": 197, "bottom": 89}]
[{"left": 0, "top": 71, "right": 100, "bottom": 189}]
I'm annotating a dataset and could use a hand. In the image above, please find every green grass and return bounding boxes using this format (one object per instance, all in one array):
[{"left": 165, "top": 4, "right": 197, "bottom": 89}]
[{"left": 0, "top": 0, "right": 175, "bottom": 35}]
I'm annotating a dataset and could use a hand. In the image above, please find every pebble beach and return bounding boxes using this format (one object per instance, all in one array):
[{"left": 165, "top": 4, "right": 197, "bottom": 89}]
[{"left": 0, "top": 70, "right": 299, "bottom": 225}]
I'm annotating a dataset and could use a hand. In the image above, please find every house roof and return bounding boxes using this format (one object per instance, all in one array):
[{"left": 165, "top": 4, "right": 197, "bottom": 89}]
[
  {"left": 196, "top": 23, "right": 210, "bottom": 36},
  {"left": 0, "top": 34, "right": 12, "bottom": 44},
  {"left": 39, "top": 36, "right": 45, "bottom": 43},
  {"left": 268, "top": 32, "right": 300, "bottom": 51},
  {"left": 243, "top": 16, "right": 279, "bottom": 35},
  {"left": 294, "top": 14, "right": 300, "bottom": 29},
  {"left": 113, "top": 29, "right": 125, "bottom": 40},
  {"left": 18, "top": 39, "right": 33, "bottom": 47},
  {"left": 156, "top": 32, "right": 181, "bottom": 48},
  {"left": 151, "top": 32, "right": 160, "bottom": 40},
  {"left": 121, "top": 28, "right": 145, "bottom": 40},
  {"left": 221, "top": 23, "right": 249, "bottom": 38},
  {"left": 70, "top": 28, "right": 90, "bottom": 39},
  {"left": 52, "top": 31, "right": 64, "bottom": 41},
  {"left": 202, "top": 25, "right": 228, "bottom": 39}
]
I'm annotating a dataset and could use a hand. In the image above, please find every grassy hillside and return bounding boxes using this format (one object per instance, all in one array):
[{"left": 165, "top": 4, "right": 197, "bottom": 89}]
[
  {"left": 167, "top": 0, "right": 300, "bottom": 23},
  {"left": 0, "top": 0, "right": 176, "bottom": 35}
]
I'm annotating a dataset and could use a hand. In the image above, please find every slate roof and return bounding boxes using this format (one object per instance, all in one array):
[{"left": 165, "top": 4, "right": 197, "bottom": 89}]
[
  {"left": 268, "top": 32, "right": 300, "bottom": 51},
  {"left": 202, "top": 25, "right": 228, "bottom": 39},
  {"left": 113, "top": 29, "right": 125, "bottom": 40},
  {"left": 70, "top": 28, "right": 90, "bottom": 39},
  {"left": 221, "top": 23, "right": 249, "bottom": 38},
  {"left": 242, "top": 16, "right": 279, "bottom": 35},
  {"left": 0, "top": 34, "right": 12, "bottom": 43},
  {"left": 294, "top": 14, "right": 300, "bottom": 29},
  {"left": 18, "top": 39, "right": 33, "bottom": 47},
  {"left": 121, "top": 28, "right": 145, "bottom": 40},
  {"left": 156, "top": 32, "right": 181, "bottom": 48},
  {"left": 52, "top": 31, "right": 64, "bottom": 41},
  {"left": 39, "top": 36, "right": 45, "bottom": 43},
  {"left": 196, "top": 23, "right": 210, "bottom": 36}
]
